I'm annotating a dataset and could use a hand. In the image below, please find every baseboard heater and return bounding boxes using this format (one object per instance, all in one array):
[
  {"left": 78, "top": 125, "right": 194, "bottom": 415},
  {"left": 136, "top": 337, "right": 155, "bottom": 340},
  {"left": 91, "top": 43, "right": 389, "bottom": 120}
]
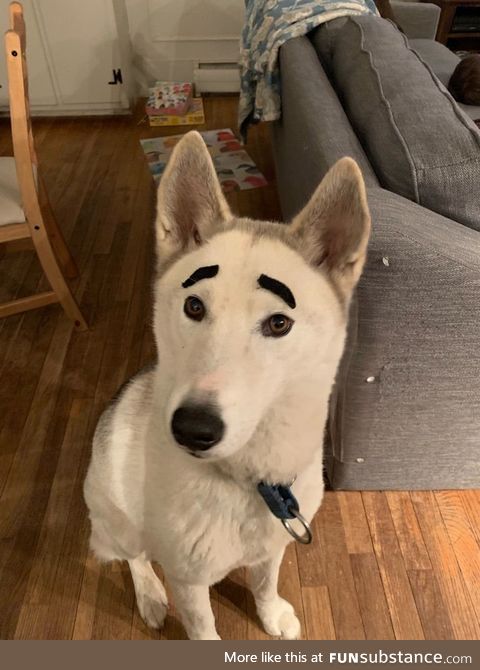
[{"left": 193, "top": 62, "right": 240, "bottom": 93}]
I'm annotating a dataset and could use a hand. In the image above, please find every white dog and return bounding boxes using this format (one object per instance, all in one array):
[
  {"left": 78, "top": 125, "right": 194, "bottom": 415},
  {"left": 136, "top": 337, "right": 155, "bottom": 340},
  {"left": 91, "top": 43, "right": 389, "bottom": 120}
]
[{"left": 83, "top": 131, "right": 370, "bottom": 640}]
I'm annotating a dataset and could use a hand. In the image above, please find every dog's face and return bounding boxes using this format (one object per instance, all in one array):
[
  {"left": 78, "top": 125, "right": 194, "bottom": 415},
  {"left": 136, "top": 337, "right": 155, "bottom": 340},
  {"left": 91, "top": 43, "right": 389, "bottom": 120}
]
[{"left": 153, "top": 132, "right": 370, "bottom": 461}]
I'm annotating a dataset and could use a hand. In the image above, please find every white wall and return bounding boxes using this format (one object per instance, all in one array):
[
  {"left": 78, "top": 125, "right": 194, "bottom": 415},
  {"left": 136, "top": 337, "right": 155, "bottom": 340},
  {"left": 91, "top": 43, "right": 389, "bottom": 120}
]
[{"left": 125, "top": 0, "right": 244, "bottom": 93}]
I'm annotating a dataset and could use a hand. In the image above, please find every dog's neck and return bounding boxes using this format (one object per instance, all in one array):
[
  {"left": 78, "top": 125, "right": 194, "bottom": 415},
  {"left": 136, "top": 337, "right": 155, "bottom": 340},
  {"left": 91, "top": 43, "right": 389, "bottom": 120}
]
[{"left": 213, "top": 378, "right": 331, "bottom": 488}]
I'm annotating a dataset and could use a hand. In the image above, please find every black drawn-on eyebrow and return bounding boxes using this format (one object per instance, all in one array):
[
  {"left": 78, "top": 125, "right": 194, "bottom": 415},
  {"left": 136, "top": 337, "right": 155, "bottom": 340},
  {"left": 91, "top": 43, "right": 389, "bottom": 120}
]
[
  {"left": 257, "top": 274, "right": 296, "bottom": 309},
  {"left": 182, "top": 265, "right": 219, "bottom": 288}
]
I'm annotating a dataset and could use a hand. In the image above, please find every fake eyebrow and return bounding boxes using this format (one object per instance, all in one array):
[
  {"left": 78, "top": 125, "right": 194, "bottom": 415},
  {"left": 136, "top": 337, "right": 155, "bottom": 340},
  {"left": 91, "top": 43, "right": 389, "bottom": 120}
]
[
  {"left": 257, "top": 274, "right": 296, "bottom": 309},
  {"left": 182, "top": 265, "right": 219, "bottom": 288}
]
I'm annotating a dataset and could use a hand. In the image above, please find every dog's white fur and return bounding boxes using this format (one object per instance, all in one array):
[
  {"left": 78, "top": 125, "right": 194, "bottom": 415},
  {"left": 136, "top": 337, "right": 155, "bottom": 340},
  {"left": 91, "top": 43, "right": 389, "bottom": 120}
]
[{"left": 84, "top": 131, "right": 370, "bottom": 640}]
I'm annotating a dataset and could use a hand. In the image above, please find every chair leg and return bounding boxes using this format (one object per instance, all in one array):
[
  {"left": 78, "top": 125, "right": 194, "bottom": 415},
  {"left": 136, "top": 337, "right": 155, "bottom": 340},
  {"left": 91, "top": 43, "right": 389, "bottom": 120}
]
[
  {"left": 31, "top": 226, "right": 88, "bottom": 331},
  {"left": 38, "top": 178, "right": 79, "bottom": 279}
]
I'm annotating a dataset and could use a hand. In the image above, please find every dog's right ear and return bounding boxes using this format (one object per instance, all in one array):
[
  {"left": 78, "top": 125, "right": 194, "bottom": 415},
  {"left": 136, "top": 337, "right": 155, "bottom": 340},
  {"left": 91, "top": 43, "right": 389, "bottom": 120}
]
[{"left": 155, "top": 131, "right": 231, "bottom": 261}]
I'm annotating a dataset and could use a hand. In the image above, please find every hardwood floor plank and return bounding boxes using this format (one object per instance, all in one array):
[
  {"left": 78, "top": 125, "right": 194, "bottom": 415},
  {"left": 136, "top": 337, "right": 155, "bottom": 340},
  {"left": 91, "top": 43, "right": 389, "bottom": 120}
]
[
  {"left": 92, "top": 119, "right": 137, "bottom": 255},
  {"left": 338, "top": 492, "right": 373, "bottom": 555},
  {"left": 13, "top": 399, "right": 92, "bottom": 638},
  {"left": 215, "top": 568, "right": 249, "bottom": 640},
  {"left": 296, "top": 504, "right": 327, "bottom": 588},
  {"left": 350, "top": 553, "right": 395, "bottom": 640},
  {"left": 40, "top": 120, "right": 105, "bottom": 248},
  {"left": 280, "top": 543, "right": 306, "bottom": 638},
  {"left": 25, "top": 219, "right": 138, "bottom": 639},
  {"left": 408, "top": 569, "right": 456, "bottom": 640},
  {"left": 411, "top": 491, "right": 480, "bottom": 639},
  {"left": 362, "top": 492, "right": 424, "bottom": 640},
  {"left": 0, "top": 316, "right": 73, "bottom": 638},
  {"left": 306, "top": 493, "right": 366, "bottom": 639},
  {"left": 461, "top": 491, "right": 480, "bottom": 547},
  {"left": 91, "top": 561, "right": 135, "bottom": 640},
  {"left": 435, "top": 491, "right": 480, "bottom": 626},
  {"left": 302, "top": 586, "right": 336, "bottom": 640},
  {"left": 386, "top": 492, "right": 431, "bottom": 571},
  {"left": 72, "top": 553, "right": 102, "bottom": 640},
  {"left": 0, "top": 308, "right": 59, "bottom": 496}
]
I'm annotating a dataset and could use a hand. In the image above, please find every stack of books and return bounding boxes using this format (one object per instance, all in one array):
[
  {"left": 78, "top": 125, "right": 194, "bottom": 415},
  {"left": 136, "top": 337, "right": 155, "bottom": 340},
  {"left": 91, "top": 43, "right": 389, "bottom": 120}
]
[{"left": 145, "top": 81, "right": 205, "bottom": 127}]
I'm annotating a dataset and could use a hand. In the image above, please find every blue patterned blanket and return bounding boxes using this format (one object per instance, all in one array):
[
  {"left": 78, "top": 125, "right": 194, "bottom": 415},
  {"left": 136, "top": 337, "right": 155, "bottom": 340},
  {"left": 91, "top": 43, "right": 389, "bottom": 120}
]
[{"left": 239, "top": 0, "right": 378, "bottom": 137}]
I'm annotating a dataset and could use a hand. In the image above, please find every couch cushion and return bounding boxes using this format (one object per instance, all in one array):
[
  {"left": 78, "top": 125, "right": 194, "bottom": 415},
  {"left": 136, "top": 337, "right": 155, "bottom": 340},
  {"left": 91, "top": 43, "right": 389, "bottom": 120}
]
[
  {"left": 410, "top": 39, "right": 480, "bottom": 121},
  {"left": 316, "top": 16, "right": 480, "bottom": 231}
]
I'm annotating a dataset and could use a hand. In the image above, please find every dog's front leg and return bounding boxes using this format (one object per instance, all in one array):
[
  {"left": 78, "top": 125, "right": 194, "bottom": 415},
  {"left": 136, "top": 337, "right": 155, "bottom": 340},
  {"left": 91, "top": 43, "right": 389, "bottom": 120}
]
[
  {"left": 128, "top": 554, "right": 168, "bottom": 629},
  {"left": 248, "top": 552, "right": 301, "bottom": 640},
  {"left": 169, "top": 579, "right": 220, "bottom": 640}
]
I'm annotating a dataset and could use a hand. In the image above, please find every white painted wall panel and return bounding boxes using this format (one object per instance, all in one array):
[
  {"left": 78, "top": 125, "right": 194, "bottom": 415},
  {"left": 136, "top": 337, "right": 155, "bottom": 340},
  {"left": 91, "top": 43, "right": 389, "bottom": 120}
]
[
  {"left": 0, "top": 0, "right": 57, "bottom": 106},
  {"left": 146, "top": 0, "right": 244, "bottom": 41},
  {"left": 126, "top": 0, "right": 244, "bottom": 92}
]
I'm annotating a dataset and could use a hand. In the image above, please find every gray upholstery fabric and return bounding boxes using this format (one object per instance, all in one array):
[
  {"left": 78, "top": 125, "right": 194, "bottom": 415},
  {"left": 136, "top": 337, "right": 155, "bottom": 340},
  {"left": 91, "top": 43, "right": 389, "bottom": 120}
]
[
  {"left": 272, "top": 35, "right": 378, "bottom": 223},
  {"left": 310, "top": 18, "right": 348, "bottom": 75},
  {"left": 411, "top": 39, "right": 480, "bottom": 121},
  {"left": 271, "top": 26, "right": 480, "bottom": 489},
  {"left": 390, "top": 1, "right": 440, "bottom": 40},
  {"left": 411, "top": 38, "right": 460, "bottom": 88},
  {"left": 325, "top": 188, "right": 480, "bottom": 489},
  {"left": 320, "top": 15, "right": 480, "bottom": 231}
]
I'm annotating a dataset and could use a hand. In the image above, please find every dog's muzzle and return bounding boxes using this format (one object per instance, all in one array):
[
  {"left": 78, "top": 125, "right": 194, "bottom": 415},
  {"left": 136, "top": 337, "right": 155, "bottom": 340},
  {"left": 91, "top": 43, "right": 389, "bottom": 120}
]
[{"left": 171, "top": 403, "right": 225, "bottom": 452}]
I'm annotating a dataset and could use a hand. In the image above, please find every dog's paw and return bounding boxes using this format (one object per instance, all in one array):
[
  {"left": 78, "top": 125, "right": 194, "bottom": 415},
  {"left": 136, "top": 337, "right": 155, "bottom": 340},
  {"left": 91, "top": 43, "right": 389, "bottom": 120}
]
[
  {"left": 258, "top": 597, "right": 301, "bottom": 640},
  {"left": 137, "top": 591, "right": 168, "bottom": 630}
]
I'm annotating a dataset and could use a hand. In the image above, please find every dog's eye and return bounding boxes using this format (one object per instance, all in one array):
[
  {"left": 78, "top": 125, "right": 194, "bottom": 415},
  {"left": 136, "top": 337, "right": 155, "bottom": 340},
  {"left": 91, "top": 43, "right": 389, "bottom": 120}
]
[
  {"left": 262, "top": 313, "right": 293, "bottom": 338},
  {"left": 184, "top": 296, "right": 205, "bottom": 322}
]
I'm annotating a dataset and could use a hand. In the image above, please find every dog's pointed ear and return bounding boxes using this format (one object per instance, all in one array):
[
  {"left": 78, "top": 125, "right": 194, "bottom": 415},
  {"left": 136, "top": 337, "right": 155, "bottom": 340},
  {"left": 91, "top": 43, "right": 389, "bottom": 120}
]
[
  {"left": 289, "top": 157, "right": 371, "bottom": 301},
  {"left": 155, "top": 131, "right": 231, "bottom": 260}
]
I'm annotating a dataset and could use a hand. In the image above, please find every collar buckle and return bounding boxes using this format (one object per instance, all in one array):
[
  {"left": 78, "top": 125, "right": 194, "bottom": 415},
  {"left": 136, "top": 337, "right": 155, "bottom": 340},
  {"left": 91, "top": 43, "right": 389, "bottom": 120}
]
[{"left": 257, "top": 481, "right": 312, "bottom": 545}]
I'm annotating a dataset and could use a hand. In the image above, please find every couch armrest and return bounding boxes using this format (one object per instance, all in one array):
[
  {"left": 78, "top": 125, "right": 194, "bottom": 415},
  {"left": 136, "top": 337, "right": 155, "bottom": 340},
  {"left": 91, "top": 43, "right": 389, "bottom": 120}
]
[
  {"left": 327, "top": 187, "right": 480, "bottom": 489},
  {"left": 391, "top": 1, "right": 441, "bottom": 39}
]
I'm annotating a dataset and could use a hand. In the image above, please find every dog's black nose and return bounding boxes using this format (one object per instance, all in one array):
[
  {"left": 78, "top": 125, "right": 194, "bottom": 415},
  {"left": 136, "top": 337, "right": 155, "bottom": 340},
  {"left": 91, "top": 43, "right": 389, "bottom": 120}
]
[{"left": 171, "top": 404, "right": 225, "bottom": 451}]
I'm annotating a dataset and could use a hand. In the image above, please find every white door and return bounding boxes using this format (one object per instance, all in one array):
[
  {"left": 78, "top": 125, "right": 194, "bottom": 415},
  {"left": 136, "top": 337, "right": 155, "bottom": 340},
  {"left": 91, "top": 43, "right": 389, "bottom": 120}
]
[{"left": 0, "top": 0, "right": 57, "bottom": 107}]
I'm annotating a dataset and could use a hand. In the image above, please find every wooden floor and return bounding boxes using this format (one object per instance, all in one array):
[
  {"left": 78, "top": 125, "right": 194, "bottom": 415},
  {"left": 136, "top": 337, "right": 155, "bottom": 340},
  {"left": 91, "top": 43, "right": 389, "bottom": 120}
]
[{"left": 0, "top": 97, "right": 479, "bottom": 640}]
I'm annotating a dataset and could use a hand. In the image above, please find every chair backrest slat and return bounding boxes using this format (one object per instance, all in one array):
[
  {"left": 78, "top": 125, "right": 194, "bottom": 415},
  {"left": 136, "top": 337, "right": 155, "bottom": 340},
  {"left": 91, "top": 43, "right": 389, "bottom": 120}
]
[
  {"left": 9, "top": 1, "right": 25, "bottom": 50},
  {"left": 7, "top": 2, "right": 36, "bottom": 163},
  {"left": 5, "top": 21, "right": 40, "bottom": 222}
]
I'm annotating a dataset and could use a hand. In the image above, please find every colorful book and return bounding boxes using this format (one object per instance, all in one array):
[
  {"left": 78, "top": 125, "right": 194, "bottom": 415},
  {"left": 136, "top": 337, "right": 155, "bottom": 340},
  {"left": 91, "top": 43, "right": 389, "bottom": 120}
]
[
  {"left": 145, "top": 81, "right": 193, "bottom": 117},
  {"left": 148, "top": 98, "right": 205, "bottom": 127}
]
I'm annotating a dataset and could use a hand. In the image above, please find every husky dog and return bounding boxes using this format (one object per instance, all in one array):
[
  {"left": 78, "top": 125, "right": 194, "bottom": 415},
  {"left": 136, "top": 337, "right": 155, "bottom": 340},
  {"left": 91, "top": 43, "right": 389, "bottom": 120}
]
[{"left": 84, "top": 131, "right": 370, "bottom": 640}]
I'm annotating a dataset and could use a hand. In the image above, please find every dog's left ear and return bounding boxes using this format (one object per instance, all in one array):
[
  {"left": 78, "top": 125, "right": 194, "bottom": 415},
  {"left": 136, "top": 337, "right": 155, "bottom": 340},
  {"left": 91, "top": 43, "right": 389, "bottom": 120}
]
[
  {"left": 289, "top": 157, "right": 371, "bottom": 301},
  {"left": 155, "top": 131, "right": 231, "bottom": 261}
]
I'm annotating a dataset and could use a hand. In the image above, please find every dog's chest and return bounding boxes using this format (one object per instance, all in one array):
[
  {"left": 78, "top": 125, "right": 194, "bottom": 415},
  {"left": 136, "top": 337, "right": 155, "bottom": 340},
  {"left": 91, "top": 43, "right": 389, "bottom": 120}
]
[
  {"left": 144, "top": 482, "right": 288, "bottom": 583},
  {"left": 143, "top": 455, "right": 324, "bottom": 585}
]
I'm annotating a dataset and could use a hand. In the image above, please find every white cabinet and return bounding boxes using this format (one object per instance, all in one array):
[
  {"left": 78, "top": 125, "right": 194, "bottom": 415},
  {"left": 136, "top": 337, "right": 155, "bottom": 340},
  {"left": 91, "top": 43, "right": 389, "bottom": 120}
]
[{"left": 0, "top": 0, "right": 134, "bottom": 115}]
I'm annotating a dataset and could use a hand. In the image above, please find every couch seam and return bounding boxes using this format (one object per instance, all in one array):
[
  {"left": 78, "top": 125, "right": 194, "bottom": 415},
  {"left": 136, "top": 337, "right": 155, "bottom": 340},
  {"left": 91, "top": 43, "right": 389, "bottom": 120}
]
[
  {"left": 349, "top": 17, "right": 480, "bottom": 192},
  {"left": 349, "top": 17, "right": 420, "bottom": 202}
]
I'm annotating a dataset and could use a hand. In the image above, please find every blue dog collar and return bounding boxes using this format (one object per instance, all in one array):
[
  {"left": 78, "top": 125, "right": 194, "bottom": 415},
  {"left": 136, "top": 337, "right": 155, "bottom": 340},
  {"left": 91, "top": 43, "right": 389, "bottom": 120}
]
[{"left": 257, "top": 481, "right": 312, "bottom": 544}]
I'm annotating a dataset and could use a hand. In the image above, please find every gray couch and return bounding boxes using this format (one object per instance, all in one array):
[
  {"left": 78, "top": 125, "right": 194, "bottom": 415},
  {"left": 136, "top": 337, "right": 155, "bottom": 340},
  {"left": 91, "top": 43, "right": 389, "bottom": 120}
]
[{"left": 271, "top": 8, "right": 480, "bottom": 489}]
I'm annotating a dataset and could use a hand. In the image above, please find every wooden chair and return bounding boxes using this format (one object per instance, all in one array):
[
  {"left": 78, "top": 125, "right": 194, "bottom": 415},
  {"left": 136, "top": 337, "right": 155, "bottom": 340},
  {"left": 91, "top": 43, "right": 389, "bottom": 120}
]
[{"left": 0, "top": 2, "right": 87, "bottom": 329}]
